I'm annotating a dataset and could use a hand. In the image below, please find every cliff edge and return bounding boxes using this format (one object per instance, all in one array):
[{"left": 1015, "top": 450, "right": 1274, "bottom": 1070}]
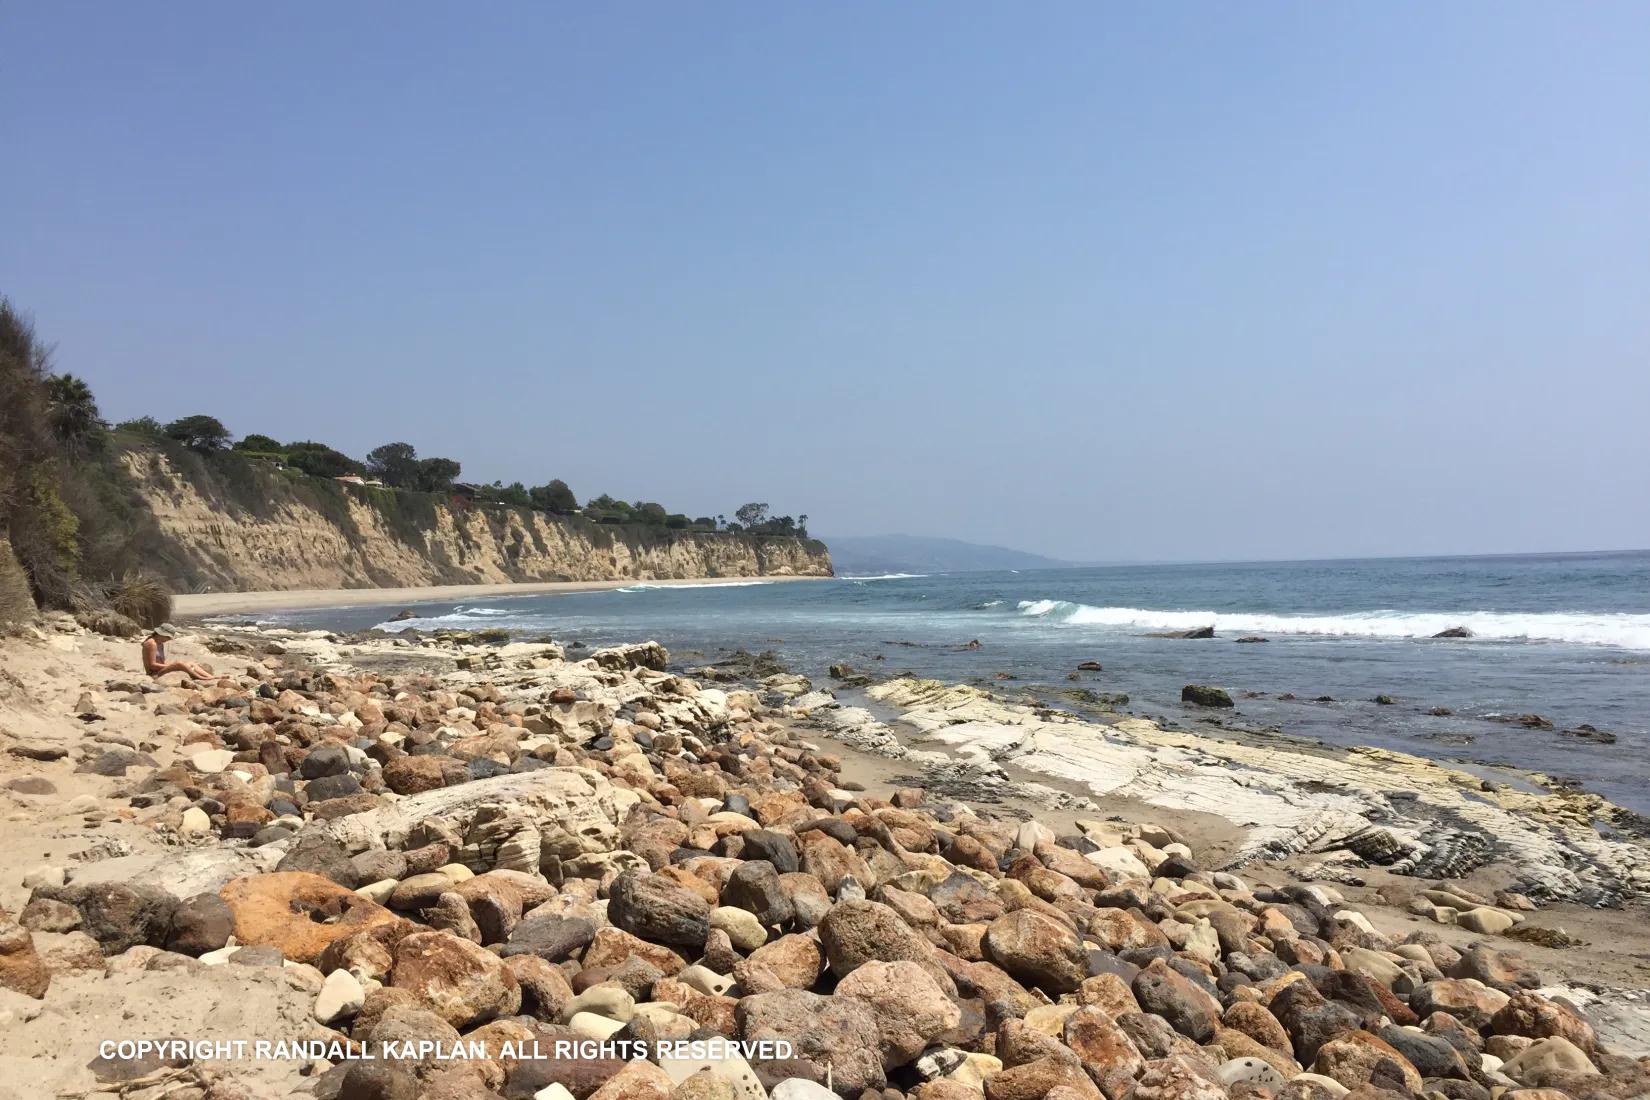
[{"left": 119, "top": 447, "right": 832, "bottom": 592}]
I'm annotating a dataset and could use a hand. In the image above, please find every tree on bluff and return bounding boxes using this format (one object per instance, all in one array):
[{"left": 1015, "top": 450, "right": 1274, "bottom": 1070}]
[
  {"left": 365, "top": 442, "right": 420, "bottom": 488},
  {"left": 529, "top": 479, "right": 577, "bottom": 514},
  {"left": 165, "top": 415, "right": 231, "bottom": 454},
  {"left": 233, "top": 433, "right": 284, "bottom": 454},
  {"left": 414, "top": 457, "right": 461, "bottom": 493},
  {"left": 284, "top": 441, "right": 361, "bottom": 479}
]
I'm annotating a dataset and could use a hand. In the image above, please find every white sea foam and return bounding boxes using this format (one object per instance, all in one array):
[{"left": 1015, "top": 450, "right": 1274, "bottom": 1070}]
[
  {"left": 840, "top": 573, "right": 928, "bottom": 581},
  {"left": 1013, "top": 600, "right": 1650, "bottom": 649}
]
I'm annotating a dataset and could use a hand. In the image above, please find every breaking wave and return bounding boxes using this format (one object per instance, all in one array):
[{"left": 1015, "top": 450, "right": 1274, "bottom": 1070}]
[
  {"left": 1013, "top": 600, "right": 1650, "bottom": 649},
  {"left": 372, "top": 606, "right": 517, "bottom": 632},
  {"left": 840, "top": 573, "right": 928, "bottom": 581}
]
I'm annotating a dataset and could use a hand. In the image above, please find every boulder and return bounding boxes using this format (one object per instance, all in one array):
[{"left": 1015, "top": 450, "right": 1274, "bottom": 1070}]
[
  {"left": 1311, "top": 1030, "right": 1424, "bottom": 1093},
  {"left": 390, "top": 930, "right": 521, "bottom": 1029},
  {"left": 836, "top": 960, "right": 962, "bottom": 1069},
  {"left": 221, "top": 872, "right": 398, "bottom": 963},
  {"left": 608, "top": 870, "right": 711, "bottom": 949},
  {"left": 737, "top": 989, "right": 886, "bottom": 1094},
  {"left": 1410, "top": 979, "right": 1510, "bottom": 1029},
  {"left": 818, "top": 899, "right": 938, "bottom": 979},
  {"left": 0, "top": 920, "right": 49, "bottom": 999},
  {"left": 983, "top": 909, "right": 1087, "bottom": 995},
  {"left": 35, "top": 882, "right": 176, "bottom": 955},
  {"left": 165, "top": 892, "right": 235, "bottom": 956},
  {"left": 1132, "top": 959, "right": 1219, "bottom": 1042}
]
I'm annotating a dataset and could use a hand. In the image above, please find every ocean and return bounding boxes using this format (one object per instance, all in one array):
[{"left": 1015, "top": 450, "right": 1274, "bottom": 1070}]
[{"left": 257, "top": 550, "right": 1650, "bottom": 815}]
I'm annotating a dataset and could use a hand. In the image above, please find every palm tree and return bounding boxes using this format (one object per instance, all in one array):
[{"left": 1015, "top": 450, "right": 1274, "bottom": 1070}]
[{"left": 46, "top": 373, "right": 106, "bottom": 456}]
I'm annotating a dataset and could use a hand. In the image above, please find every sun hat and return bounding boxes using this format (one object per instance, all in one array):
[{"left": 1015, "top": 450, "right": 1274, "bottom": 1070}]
[{"left": 152, "top": 623, "right": 178, "bottom": 639}]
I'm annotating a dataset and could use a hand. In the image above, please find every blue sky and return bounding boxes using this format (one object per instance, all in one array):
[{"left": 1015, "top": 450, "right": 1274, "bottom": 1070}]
[{"left": 3, "top": 2, "right": 1646, "bottom": 561}]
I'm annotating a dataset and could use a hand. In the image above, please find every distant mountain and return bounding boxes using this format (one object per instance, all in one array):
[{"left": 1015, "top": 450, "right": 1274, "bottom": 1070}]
[{"left": 824, "top": 534, "right": 1075, "bottom": 576}]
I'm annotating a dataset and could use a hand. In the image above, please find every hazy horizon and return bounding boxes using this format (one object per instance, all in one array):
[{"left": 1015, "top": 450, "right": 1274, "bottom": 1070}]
[
  {"left": 821, "top": 532, "right": 1650, "bottom": 570},
  {"left": 3, "top": 3, "right": 1646, "bottom": 562}
]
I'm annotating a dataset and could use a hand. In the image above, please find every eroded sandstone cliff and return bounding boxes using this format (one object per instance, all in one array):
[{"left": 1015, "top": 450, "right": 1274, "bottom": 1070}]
[{"left": 119, "top": 448, "right": 831, "bottom": 591}]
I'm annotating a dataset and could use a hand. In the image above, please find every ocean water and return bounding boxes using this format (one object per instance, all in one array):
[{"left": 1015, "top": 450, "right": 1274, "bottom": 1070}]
[{"left": 260, "top": 550, "right": 1650, "bottom": 814}]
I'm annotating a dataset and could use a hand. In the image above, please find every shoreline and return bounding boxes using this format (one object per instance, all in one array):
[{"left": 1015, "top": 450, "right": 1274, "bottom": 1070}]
[{"left": 173, "top": 573, "right": 828, "bottom": 617}]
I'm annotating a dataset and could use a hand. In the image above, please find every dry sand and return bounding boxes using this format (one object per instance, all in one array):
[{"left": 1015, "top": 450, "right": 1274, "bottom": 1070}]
[{"left": 174, "top": 574, "right": 824, "bottom": 618}]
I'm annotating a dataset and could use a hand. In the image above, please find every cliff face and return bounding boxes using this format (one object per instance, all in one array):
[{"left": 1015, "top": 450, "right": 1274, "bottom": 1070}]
[{"left": 119, "top": 448, "right": 832, "bottom": 592}]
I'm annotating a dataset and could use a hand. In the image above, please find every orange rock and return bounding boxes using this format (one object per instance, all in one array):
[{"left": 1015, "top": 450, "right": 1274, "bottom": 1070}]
[{"left": 220, "top": 872, "right": 399, "bottom": 963}]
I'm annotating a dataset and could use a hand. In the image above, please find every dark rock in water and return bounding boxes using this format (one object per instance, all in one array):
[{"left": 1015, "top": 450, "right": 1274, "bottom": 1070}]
[
  {"left": 1181, "top": 684, "right": 1233, "bottom": 708},
  {"left": 1373, "top": 695, "right": 1396, "bottom": 706},
  {"left": 1076, "top": 660, "right": 1103, "bottom": 671},
  {"left": 1235, "top": 635, "right": 1268, "bottom": 643},
  {"left": 1315, "top": 695, "right": 1336, "bottom": 703},
  {"left": 1561, "top": 724, "right": 1617, "bottom": 744},
  {"left": 1433, "top": 626, "right": 1473, "bottom": 638},
  {"left": 1429, "top": 706, "right": 1454, "bottom": 716},
  {"left": 1488, "top": 713, "right": 1554, "bottom": 730},
  {"left": 388, "top": 609, "right": 418, "bottom": 621},
  {"left": 961, "top": 638, "right": 982, "bottom": 649},
  {"left": 1150, "top": 625, "right": 1215, "bottom": 639}
]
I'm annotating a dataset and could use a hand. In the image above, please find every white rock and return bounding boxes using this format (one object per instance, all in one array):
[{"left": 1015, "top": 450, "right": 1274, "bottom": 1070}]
[
  {"left": 559, "top": 985, "right": 633, "bottom": 1024},
  {"left": 1333, "top": 909, "right": 1376, "bottom": 935},
  {"left": 188, "top": 749, "right": 234, "bottom": 774},
  {"left": 314, "top": 969, "right": 364, "bottom": 1023},
  {"left": 356, "top": 879, "right": 398, "bottom": 904},
  {"left": 679, "top": 964, "right": 736, "bottom": 997},
  {"left": 1219, "top": 1057, "right": 1286, "bottom": 1090},
  {"left": 772, "top": 1080, "right": 839, "bottom": 1100},
  {"left": 708, "top": 906, "right": 767, "bottom": 951},
  {"left": 21, "top": 865, "right": 66, "bottom": 890},
  {"left": 533, "top": 1086, "right": 576, "bottom": 1100},
  {"left": 180, "top": 807, "right": 211, "bottom": 834},
  {"left": 568, "top": 1011, "right": 625, "bottom": 1041},
  {"left": 1087, "top": 847, "right": 1151, "bottom": 880},
  {"left": 658, "top": 1053, "right": 767, "bottom": 1100}
]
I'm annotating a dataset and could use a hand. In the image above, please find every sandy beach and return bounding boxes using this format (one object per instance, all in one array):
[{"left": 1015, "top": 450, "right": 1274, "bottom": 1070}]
[{"left": 174, "top": 574, "right": 825, "bottom": 618}]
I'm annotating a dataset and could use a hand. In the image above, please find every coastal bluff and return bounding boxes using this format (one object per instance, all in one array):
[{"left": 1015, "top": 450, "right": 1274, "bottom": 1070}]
[{"left": 119, "top": 447, "right": 832, "bottom": 592}]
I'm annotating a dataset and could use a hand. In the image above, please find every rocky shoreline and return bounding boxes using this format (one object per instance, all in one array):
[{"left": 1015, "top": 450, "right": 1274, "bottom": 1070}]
[{"left": 2, "top": 617, "right": 1649, "bottom": 1099}]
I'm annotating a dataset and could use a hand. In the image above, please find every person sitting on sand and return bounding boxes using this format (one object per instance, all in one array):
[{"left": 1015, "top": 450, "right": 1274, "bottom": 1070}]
[{"left": 141, "top": 623, "right": 217, "bottom": 681}]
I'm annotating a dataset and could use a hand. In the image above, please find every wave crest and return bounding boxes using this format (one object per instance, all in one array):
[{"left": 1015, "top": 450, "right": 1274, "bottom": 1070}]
[{"left": 1013, "top": 600, "right": 1650, "bottom": 649}]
